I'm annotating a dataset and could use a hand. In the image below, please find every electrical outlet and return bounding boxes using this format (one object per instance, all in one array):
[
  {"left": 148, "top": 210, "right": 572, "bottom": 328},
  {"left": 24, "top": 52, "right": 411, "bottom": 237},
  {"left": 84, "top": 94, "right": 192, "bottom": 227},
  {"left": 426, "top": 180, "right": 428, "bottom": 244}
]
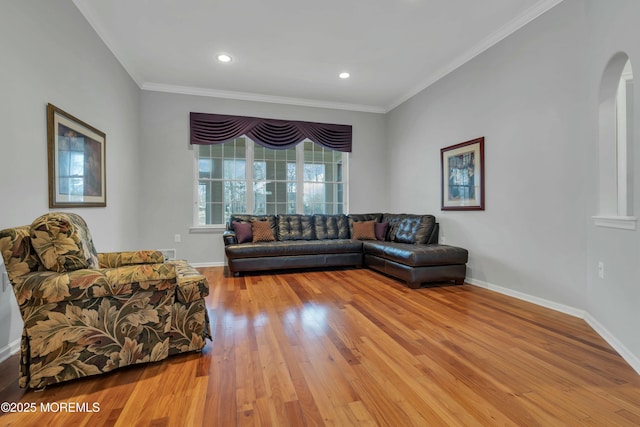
[
  {"left": 597, "top": 261, "right": 604, "bottom": 279},
  {"left": 174, "top": 234, "right": 181, "bottom": 243}
]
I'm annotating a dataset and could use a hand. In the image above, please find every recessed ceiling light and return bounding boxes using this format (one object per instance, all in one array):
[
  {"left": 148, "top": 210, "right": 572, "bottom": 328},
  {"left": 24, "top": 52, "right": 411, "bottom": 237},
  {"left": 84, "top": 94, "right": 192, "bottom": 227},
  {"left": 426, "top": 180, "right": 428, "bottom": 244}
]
[
  {"left": 339, "top": 72, "right": 350, "bottom": 79},
  {"left": 217, "top": 54, "right": 232, "bottom": 63}
]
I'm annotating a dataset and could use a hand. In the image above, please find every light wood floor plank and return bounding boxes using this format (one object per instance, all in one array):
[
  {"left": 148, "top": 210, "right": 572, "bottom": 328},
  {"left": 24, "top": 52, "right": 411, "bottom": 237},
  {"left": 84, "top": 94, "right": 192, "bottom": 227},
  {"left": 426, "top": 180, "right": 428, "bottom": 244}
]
[{"left": 1, "top": 266, "right": 640, "bottom": 426}]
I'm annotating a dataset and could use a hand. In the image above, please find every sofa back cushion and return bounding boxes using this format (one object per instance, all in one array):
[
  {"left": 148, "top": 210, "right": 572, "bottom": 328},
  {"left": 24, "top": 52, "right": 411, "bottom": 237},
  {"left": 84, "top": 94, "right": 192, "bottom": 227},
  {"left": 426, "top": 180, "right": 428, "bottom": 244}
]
[
  {"left": 314, "top": 214, "right": 349, "bottom": 240},
  {"left": 30, "top": 212, "right": 100, "bottom": 272},
  {"left": 278, "top": 215, "right": 315, "bottom": 240},
  {"left": 381, "top": 214, "right": 436, "bottom": 244}
]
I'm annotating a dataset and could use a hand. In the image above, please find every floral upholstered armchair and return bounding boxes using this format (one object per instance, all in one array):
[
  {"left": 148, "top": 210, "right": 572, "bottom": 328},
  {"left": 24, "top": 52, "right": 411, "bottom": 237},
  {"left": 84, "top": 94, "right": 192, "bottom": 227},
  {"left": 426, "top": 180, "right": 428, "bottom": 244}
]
[{"left": 0, "top": 212, "right": 211, "bottom": 389}]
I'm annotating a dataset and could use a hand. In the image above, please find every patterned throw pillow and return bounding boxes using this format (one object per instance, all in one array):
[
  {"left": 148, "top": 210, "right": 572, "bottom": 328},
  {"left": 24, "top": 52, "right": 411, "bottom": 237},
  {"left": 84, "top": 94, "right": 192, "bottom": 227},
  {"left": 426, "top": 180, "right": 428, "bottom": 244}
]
[
  {"left": 30, "top": 212, "right": 100, "bottom": 272},
  {"left": 232, "top": 221, "right": 253, "bottom": 244},
  {"left": 251, "top": 220, "right": 276, "bottom": 242},
  {"left": 352, "top": 220, "right": 376, "bottom": 240}
]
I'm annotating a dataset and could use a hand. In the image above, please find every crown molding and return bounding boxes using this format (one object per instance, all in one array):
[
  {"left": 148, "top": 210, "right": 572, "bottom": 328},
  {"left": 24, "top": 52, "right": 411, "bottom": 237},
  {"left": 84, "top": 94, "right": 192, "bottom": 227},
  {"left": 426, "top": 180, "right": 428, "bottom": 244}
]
[
  {"left": 385, "top": 0, "right": 566, "bottom": 112},
  {"left": 141, "top": 82, "right": 386, "bottom": 114},
  {"left": 75, "top": 0, "right": 563, "bottom": 115}
]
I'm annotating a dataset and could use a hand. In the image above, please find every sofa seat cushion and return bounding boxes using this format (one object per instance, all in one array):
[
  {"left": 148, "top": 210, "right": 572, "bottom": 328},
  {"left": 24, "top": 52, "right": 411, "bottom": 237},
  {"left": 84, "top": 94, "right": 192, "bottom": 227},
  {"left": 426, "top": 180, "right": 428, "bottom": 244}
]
[
  {"left": 226, "top": 239, "right": 362, "bottom": 259},
  {"left": 363, "top": 242, "right": 468, "bottom": 267}
]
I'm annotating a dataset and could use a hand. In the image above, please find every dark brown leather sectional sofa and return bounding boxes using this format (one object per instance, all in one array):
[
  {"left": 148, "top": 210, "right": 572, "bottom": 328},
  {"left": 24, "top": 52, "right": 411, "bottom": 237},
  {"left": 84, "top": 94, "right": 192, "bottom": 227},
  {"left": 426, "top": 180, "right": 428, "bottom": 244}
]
[{"left": 223, "top": 213, "right": 468, "bottom": 289}]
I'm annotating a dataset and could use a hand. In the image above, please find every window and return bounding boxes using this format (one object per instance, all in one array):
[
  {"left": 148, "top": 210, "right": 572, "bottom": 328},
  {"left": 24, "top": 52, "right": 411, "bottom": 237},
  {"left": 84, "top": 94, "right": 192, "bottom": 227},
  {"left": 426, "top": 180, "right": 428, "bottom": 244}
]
[
  {"left": 58, "top": 133, "right": 87, "bottom": 199},
  {"left": 196, "top": 137, "right": 348, "bottom": 225}
]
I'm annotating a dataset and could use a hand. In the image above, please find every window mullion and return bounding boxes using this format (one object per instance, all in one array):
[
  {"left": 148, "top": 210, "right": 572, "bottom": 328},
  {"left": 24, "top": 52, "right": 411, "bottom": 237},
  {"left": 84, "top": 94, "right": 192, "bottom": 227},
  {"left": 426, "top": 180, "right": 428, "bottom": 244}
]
[
  {"left": 246, "top": 139, "right": 254, "bottom": 214},
  {"left": 296, "top": 143, "right": 304, "bottom": 214}
]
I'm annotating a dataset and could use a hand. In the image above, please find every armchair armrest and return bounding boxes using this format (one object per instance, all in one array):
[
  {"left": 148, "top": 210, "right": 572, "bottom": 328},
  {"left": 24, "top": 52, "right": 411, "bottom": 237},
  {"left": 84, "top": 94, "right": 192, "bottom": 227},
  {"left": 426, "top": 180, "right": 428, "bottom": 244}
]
[
  {"left": 166, "top": 260, "right": 209, "bottom": 303},
  {"left": 98, "top": 250, "right": 165, "bottom": 268},
  {"left": 12, "top": 263, "right": 176, "bottom": 307},
  {"left": 222, "top": 230, "right": 237, "bottom": 246}
]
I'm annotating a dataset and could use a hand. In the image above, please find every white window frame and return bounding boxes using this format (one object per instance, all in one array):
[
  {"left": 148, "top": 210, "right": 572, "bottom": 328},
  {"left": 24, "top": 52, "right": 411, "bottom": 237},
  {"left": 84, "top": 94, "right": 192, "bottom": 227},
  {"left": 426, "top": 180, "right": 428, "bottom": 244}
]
[
  {"left": 192, "top": 138, "right": 349, "bottom": 229},
  {"left": 593, "top": 55, "right": 636, "bottom": 230}
]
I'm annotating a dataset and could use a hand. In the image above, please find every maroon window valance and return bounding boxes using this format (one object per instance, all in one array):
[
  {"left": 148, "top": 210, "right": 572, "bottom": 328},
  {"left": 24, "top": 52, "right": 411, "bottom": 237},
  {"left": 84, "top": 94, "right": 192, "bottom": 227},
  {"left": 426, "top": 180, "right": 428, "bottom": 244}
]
[{"left": 190, "top": 112, "right": 352, "bottom": 152}]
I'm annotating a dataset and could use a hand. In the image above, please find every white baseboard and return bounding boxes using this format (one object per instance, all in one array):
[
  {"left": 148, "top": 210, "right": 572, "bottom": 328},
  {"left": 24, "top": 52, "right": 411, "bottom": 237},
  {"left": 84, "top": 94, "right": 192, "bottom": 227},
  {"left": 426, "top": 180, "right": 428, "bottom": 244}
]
[
  {"left": 465, "top": 277, "right": 585, "bottom": 318},
  {"left": 0, "top": 338, "right": 20, "bottom": 363},
  {"left": 584, "top": 312, "right": 640, "bottom": 375},
  {"left": 189, "top": 261, "right": 225, "bottom": 268},
  {"left": 466, "top": 277, "right": 640, "bottom": 375}
]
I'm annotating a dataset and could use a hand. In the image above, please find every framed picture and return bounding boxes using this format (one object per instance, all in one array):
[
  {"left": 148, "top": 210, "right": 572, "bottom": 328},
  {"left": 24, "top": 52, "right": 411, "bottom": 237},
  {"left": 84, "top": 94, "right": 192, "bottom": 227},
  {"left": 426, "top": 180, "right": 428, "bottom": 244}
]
[
  {"left": 47, "top": 103, "right": 106, "bottom": 208},
  {"left": 441, "top": 137, "right": 484, "bottom": 211}
]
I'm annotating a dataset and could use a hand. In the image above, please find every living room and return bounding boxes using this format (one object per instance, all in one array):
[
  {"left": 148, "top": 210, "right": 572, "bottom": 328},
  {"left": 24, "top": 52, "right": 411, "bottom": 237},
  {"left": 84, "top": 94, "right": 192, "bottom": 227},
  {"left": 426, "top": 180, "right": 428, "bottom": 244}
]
[{"left": 1, "top": 0, "right": 639, "bottom": 424}]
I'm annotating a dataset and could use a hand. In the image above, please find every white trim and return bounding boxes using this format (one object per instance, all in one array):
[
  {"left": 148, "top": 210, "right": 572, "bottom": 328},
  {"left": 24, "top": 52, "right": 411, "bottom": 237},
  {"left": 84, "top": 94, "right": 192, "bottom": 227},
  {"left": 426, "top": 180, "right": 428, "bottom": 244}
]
[
  {"left": 189, "top": 225, "right": 227, "bottom": 233},
  {"left": 466, "top": 277, "right": 584, "bottom": 318},
  {"left": 189, "top": 261, "right": 226, "bottom": 268},
  {"left": 584, "top": 313, "right": 640, "bottom": 375},
  {"left": 385, "top": 0, "right": 565, "bottom": 111},
  {"left": 0, "top": 338, "right": 21, "bottom": 364},
  {"left": 466, "top": 277, "right": 640, "bottom": 375},
  {"left": 592, "top": 215, "right": 637, "bottom": 230},
  {"left": 141, "top": 83, "right": 386, "bottom": 114}
]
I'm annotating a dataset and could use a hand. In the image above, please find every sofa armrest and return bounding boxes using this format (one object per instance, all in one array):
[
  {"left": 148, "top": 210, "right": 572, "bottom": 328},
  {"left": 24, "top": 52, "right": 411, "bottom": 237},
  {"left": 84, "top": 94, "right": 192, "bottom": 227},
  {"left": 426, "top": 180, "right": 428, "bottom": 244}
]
[
  {"left": 222, "top": 230, "right": 238, "bottom": 246},
  {"left": 12, "top": 263, "right": 177, "bottom": 306},
  {"left": 98, "top": 250, "right": 165, "bottom": 268}
]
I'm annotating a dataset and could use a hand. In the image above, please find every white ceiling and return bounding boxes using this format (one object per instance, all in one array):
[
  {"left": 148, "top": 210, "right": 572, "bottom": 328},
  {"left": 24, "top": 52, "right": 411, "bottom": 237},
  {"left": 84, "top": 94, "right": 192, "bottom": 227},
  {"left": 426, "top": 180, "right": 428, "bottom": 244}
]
[{"left": 73, "top": 0, "right": 563, "bottom": 113}]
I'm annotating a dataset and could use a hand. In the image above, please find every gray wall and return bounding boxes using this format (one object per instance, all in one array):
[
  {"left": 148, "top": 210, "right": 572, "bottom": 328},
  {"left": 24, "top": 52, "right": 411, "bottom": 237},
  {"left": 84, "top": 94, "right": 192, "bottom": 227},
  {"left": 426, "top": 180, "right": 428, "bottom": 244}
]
[
  {"left": 387, "top": 0, "right": 640, "bottom": 370},
  {"left": 138, "top": 91, "right": 388, "bottom": 264},
  {"left": 0, "top": 0, "right": 141, "bottom": 360},
  {"left": 585, "top": 0, "right": 640, "bottom": 369}
]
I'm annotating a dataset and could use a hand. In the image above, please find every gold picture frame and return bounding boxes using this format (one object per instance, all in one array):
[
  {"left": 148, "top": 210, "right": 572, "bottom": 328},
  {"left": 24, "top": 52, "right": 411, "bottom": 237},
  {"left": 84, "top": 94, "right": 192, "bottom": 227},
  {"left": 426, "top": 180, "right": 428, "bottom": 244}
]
[{"left": 47, "top": 103, "right": 106, "bottom": 208}]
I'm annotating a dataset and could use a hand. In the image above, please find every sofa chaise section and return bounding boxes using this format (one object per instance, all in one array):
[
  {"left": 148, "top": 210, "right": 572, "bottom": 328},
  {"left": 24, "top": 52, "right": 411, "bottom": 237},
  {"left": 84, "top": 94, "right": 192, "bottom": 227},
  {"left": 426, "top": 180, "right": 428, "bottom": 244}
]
[{"left": 363, "top": 242, "right": 468, "bottom": 288}]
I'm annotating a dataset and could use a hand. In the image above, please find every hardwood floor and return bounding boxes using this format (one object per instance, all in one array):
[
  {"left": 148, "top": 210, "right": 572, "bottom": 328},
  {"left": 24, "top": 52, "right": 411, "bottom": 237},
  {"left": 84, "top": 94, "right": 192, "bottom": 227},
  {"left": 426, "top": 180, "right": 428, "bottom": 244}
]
[{"left": 1, "top": 266, "right": 640, "bottom": 426}]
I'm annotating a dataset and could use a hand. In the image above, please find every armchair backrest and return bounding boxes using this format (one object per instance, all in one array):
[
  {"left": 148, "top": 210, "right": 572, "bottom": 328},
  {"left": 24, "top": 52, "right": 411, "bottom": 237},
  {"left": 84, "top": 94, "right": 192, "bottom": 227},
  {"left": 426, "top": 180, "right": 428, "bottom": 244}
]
[
  {"left": 0, "top": 226, "right": 44, "bottom": 283},
  {"left": 30, "top": 212, "right": 99, "bottom": 272},
  {"left": 0, "top": 212, "right": 100, "bottom": 282}
]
